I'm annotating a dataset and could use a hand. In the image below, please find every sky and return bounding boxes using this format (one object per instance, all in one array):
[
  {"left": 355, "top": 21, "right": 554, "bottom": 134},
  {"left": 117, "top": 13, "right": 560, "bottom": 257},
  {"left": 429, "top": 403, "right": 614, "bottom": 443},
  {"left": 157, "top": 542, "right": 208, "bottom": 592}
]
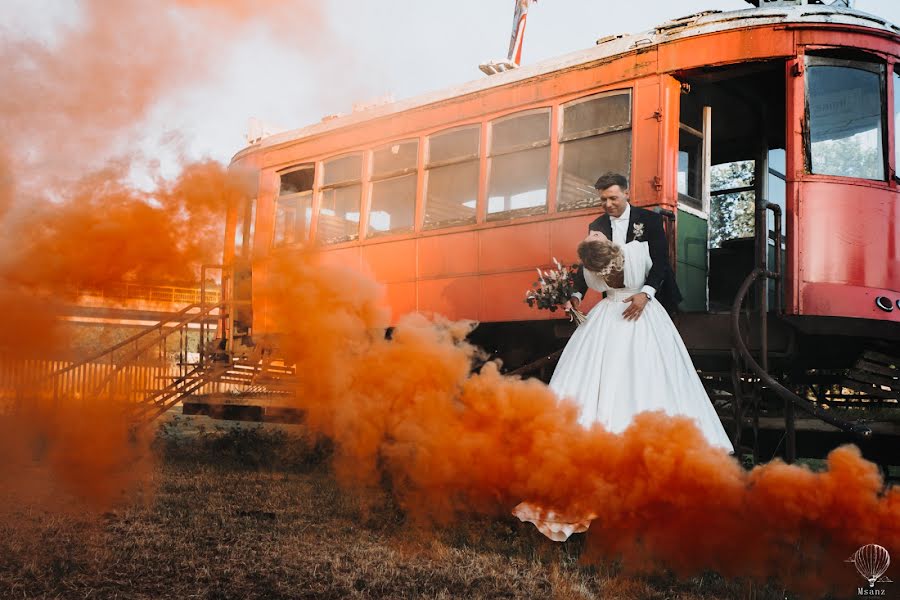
[{"left": 3, "top": 0, "right": 900, "bottom": 172}]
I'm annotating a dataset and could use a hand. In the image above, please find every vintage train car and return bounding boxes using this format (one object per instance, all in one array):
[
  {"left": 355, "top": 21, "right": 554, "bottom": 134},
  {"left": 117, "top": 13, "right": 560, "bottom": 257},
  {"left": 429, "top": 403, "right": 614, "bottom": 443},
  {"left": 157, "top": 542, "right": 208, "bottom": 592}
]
[{"left": 220, "top": 0, "right": 899, "bottom": 465}]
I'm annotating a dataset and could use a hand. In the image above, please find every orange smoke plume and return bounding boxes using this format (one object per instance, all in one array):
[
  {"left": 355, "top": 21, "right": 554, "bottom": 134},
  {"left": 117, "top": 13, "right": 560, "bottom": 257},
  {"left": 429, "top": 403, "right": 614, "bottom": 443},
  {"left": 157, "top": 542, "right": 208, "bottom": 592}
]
[
  {"left": 0, "top": 0, "right": 315, "bottom": 507},
  {"left": 0, "top": 0, "right": 326, "bottom": 186},
  {"left": 265, "top": 250, "right": 898, "bottom": 597}
]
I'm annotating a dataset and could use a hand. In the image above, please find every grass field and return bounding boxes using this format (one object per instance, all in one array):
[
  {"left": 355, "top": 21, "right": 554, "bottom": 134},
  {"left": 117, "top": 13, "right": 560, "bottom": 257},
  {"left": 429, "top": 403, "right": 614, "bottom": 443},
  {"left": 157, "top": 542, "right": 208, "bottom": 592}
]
[{"left": 0, "top": 415, "right": 805, "bottom": 599}]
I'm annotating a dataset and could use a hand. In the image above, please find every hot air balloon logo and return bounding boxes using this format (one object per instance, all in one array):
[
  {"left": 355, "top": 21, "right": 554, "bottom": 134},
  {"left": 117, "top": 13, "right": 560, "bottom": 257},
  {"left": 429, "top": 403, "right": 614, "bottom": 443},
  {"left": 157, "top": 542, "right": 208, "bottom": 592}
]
[{"left": 846, "top": 544, "right": 892, "bottom": 588}]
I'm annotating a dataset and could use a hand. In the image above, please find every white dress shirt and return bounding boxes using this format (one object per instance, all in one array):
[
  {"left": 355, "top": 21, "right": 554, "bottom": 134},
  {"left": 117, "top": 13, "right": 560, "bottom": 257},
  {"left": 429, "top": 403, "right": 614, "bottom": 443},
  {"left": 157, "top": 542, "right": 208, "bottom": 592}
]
[
  {"left": 615, "top": 204, "right": 657, "bottom": 300},
  {"left": 610, "top": 203, "right": 630, "bottom": 246}
]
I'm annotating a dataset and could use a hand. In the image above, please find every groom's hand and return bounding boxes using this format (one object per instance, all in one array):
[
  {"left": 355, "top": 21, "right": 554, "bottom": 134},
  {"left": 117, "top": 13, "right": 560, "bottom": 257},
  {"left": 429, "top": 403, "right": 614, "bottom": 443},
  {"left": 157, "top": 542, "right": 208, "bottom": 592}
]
[{"left": 622, "top": 292, "right": 649, "bottom": 321}]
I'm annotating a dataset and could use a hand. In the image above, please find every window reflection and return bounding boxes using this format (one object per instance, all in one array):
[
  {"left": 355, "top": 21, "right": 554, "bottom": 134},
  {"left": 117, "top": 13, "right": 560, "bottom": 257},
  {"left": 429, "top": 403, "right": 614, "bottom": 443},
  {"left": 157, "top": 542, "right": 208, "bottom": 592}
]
[
  {"left": 558, "top": 90, "right": 632, "bottom": 211},
  {"left": 807, "top": 60, "right": 885, "bottom": 180},
  {"left": 487, "top": 109, "right": 550, "bottom": 221},
  {"left": 424, "top": 125, "right": 480, "bottom": 230}
]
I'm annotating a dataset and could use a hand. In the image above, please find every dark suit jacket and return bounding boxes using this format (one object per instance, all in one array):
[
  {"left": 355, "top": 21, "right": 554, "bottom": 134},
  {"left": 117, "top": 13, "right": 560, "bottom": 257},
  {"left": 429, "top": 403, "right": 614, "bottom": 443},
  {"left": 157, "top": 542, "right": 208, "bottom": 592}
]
[{"left": 574, "top": 205, "right": 683, "bottom": 312}]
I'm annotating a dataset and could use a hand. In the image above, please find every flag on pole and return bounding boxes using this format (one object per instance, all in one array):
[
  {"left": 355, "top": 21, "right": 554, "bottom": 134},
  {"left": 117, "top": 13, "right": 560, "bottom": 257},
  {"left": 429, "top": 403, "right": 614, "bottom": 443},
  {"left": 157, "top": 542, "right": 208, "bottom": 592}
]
[{"left": 507, "top": 0, "right": 533, "bottom": 66}]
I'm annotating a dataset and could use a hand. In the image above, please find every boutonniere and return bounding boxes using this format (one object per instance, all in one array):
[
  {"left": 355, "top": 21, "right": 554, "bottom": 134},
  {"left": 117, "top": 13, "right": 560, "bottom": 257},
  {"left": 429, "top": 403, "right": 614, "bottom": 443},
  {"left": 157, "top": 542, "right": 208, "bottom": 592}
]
[{"left": 632, "top": 222, "right": 645, "bottom": 240}]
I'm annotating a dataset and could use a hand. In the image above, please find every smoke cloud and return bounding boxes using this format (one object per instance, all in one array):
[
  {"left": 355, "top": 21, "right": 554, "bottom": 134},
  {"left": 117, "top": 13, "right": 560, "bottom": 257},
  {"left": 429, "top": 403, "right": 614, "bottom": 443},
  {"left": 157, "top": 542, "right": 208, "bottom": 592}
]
[
  {"left": 0, "top": 2, "right": 896, "bottom": 597},
  {"left": 265, "top": 250, "right": 899, "bottom": 596},
  {"left": 0, "top": 0, "right": 320, "bottom": 507}
]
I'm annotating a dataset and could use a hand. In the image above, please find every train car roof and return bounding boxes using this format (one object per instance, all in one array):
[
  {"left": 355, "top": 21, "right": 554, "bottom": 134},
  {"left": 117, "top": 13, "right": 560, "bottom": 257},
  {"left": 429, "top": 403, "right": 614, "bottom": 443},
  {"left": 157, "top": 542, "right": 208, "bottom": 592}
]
[{"left": 232, "top": 3, "right": 899, "bottom": 163}]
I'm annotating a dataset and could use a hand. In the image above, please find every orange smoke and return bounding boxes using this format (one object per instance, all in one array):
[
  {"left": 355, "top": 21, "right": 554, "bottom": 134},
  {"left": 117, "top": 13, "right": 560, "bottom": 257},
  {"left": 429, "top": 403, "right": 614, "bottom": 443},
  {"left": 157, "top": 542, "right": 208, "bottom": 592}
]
[
  {"left": 0, "top": 0, "right": 318, "bottom": 507},
  {"left": 0, "top": 159, "right": 248, "bottom": 509},
  {"left": 265, "top": 250, "right": 898, "bottom": 596},
  {"left": 0, "top": 0, "right": 326, "bottom": 185}
]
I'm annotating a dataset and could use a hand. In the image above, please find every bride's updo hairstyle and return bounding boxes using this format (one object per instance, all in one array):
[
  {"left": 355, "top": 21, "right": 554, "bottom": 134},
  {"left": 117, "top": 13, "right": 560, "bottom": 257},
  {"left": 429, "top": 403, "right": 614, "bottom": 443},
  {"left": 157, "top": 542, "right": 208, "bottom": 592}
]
[{"left": 577, "top": 239, "right": 625, "bottom": 288}]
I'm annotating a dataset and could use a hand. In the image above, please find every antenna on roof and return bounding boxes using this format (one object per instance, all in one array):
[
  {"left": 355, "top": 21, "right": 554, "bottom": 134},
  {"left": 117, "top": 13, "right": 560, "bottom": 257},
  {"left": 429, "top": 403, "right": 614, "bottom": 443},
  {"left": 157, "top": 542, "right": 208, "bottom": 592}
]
[{"left": 479, "top": 0, "right": 536, "bottom": 76}]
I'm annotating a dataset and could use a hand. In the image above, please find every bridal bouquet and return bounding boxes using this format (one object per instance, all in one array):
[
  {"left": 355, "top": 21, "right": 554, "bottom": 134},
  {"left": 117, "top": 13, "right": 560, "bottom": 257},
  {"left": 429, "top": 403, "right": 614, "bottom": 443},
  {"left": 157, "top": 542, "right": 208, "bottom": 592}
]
[{"left": 524, "top": 258, "right": 587, "bottom": 324}]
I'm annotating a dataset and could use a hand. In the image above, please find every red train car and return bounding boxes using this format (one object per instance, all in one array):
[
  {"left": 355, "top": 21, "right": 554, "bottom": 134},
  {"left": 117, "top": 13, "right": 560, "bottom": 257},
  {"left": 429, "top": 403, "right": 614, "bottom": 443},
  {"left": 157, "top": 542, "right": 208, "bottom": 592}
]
[{"left": 221, "top": 1, "right": 899, "bottom": 465}]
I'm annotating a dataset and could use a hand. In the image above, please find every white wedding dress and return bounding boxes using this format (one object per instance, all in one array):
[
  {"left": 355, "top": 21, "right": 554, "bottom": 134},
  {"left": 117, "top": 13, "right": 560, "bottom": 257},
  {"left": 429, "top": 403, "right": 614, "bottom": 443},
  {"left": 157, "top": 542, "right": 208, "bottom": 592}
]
[{"left": 514, "top": 240, "right": 734, "bottom": 541}]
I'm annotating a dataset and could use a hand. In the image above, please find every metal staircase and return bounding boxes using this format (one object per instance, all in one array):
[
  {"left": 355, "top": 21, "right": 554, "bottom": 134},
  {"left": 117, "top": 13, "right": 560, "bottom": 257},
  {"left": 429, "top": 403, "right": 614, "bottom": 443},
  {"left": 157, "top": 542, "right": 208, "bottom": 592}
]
[{"left": 36, "top": 300, "right": 296, "bottom": 424}]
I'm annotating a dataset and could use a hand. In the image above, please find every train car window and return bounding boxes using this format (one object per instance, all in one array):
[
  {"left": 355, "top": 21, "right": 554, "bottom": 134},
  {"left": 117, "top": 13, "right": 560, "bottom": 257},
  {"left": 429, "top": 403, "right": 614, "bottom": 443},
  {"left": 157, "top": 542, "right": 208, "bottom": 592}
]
[
  {"left": 894, "top": 68, "right": 900, "bottom": 179},
  {"left": 424, "top": 125, "right": 480, "bottom": 230},
  {"left": 678, "top": 134, "right": 703, "bottom": 210},
  {"left": 322, "top": 154, "right": 362, "bottom": 187},
  {"left": 274, "top": 165, "right": 314, "bottom": 247},
  {"left": 557, "top": 90, "right": 632, "bottom": 211},
  {"left": 373, "top": 140, "right": 418, "bottom": 177},
  {"left": 767, "top": 149, "right": 786, "bottom": 232},
  {"left": 274, "top": 196, "right": 311, "bottom": 247},
  {"left": 280, "top": 167, "right": 314, "bottom": 195},
  {"left": 709, "top": 160, "right": 755, "bottom": 249},
  {"left": 428, "top": 126, "right": 480, "bottom": 165},
  {"left": 234, "top": 198, "right": 256, "bottom": 258},
  {"left": 806, "top": 56, "right": 886, "bottom": 181},
  {"left": 318, "top": 154, "right": 362, "bottom": 244},
  {"left": 560, "top": 91, "right": 631, "bottom": 141},
  {"left": 487, "top": 109, "right": 550, "bottom": 221},
  {"left": 369, "top": 139, "right": 418, "bottom": 237}
]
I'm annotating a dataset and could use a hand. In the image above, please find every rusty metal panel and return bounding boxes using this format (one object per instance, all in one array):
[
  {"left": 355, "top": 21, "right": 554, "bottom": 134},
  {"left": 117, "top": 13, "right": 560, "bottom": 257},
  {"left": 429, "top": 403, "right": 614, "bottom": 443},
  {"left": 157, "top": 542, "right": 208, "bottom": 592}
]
[
  {"left": 800, "top": 282, "right": 900, "bottom": 323},
  {"left": 658, "top": 76, "right": 683, "bottom": 208},
  {"left": 796, "top": 29, "right": 900, "bottom": 57},
  {"left": 632, "top": 77, "right": 664, "bottom": 206},
  {"left": 785, "top": 57, "right": 804, "bottom": 315},
  {"left": 478, "top": 221, "right": 550, "bottom": 273},
  {"left": 317, "top": 246, "right": 362, "bottom": 272},
  {"left": 418, "top": 276, "right": 480, "bottom": 320},
  {"left": 658, "top": 28, "right": 794, "bottom": 73},
  {"left": 252, "top": 170, "right": 280, "bottom": 260},
  {"left": 382, "top": 281, "right": 417, "bottom": 321},
  {"left": 361, "top": 239, "right": 416, "bottom": 283},
  {"left": 797, "top": 181, "right": 897, "bottom": 291},
  {"left": 418, "top": 231, "right": 478, "bottom": 278},
  {"left": 480, "top": 271, "right": 547, "bottom": 323},
  {"left": 549, "top": 214, "right": 597, "bottom": 264}
]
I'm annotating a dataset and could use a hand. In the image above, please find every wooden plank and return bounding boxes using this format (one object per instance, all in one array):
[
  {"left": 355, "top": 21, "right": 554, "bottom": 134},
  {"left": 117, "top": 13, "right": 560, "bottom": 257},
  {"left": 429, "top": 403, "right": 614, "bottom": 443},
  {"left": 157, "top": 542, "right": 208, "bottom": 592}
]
[
  {"left": 863, "top": 350, "right": 899, "bottom": 367},
  {"left": 722, "top": 416, "right": 900, "bottom": 435},
  {"left": 855, "top": 359, "right": 898, "bottom": 378},
  {"left": 841, "top": 378, "right": 898, "bottom": 399},
  {"left": 847, "top": 370, "right": 900, "bottom": 392}
]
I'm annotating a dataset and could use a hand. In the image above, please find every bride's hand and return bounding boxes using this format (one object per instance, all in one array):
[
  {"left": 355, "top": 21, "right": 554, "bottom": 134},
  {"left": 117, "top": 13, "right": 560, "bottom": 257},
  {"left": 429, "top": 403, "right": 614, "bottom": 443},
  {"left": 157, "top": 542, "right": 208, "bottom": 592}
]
[{"left": 622, "top": 292, "right": 649, "bottom": 321}]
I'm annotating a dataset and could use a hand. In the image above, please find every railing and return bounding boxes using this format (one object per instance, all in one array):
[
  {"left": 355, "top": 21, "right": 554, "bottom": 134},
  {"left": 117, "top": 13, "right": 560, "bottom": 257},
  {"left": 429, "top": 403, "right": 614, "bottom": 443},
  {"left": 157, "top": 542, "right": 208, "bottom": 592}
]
[
  {"left": 1, "top": 358, "right": 183, "bottom": 406},
  {"left": 5, "top": 302, "right": 231, "bottom": 418},
  {"left": 730, "top": 201, "right": 871, "bottom": 463},
  {"left": 76, "top": 283, "right": 221, "bottom": 305},
  {"left": 1, "top": 263, "right": 297, "bottom": 425}
]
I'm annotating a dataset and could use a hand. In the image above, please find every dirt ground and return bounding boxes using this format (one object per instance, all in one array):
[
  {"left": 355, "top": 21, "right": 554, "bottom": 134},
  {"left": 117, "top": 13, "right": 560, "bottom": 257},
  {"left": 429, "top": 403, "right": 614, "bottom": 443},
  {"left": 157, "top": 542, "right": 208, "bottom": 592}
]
[{"left": 0, "top": 416, "right": 799, "bottom": 599}]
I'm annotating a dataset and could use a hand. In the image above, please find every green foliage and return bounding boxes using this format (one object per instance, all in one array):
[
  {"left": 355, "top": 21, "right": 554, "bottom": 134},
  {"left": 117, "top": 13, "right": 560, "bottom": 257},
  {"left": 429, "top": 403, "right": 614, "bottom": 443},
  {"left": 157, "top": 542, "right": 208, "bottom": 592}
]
[{"left": 709, "top": 160, "right": 755, "bottom": 248}]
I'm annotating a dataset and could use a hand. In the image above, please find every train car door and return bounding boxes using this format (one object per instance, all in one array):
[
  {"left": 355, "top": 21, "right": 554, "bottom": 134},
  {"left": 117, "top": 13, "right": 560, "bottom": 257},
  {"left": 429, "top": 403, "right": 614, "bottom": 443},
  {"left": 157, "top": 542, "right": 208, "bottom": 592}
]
[
  {"left": 675, "top": 95, "right": 711, "bottom": 312},
  {"left": 675, "top": 60, "right": 788, "bottom": 313}
]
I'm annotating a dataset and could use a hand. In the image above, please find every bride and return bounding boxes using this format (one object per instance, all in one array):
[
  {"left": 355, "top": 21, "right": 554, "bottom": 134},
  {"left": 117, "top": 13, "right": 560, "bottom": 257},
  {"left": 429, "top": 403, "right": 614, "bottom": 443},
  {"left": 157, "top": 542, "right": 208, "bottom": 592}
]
[{"left": 513, "top": 230, "right": 734, "bottom": 541}]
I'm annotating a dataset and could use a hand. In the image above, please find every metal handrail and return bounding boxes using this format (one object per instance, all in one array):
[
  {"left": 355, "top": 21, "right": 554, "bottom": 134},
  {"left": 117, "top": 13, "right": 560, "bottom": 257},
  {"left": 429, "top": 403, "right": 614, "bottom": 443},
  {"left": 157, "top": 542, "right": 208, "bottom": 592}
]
[
  {"left": 50, "top": 302, "right": 218, "bottom": 377},
  {"left": 86, "top": 302, "right": 226, "bottom": 397},
  {"left": 76, "top": 283, "right": 221, "bottom": 304},
  {"left": 731, "top": 268, "right": 872, "bottom": 438}
]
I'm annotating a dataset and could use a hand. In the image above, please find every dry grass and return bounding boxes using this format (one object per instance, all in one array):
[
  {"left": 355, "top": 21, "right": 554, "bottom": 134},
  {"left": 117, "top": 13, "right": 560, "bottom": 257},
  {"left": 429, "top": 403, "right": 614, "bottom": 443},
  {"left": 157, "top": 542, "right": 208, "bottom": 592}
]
[{"left": 0, "top": 416, "right": 798, "bottom": 599}]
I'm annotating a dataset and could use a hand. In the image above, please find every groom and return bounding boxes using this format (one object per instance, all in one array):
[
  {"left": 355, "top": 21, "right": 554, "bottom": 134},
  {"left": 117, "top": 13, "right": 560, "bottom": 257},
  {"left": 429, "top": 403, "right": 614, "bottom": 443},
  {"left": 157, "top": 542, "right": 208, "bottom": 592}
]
[{"left": 569, "top": 172, "right": 682, "bottom": 319}]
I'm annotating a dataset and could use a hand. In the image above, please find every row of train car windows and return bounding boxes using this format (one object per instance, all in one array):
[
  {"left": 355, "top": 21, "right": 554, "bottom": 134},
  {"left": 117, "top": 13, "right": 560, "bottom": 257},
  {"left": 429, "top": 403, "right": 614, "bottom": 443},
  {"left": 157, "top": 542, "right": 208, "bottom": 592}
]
[{"left": 273, "top": 89, "right": 632, "bottom": 247}]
